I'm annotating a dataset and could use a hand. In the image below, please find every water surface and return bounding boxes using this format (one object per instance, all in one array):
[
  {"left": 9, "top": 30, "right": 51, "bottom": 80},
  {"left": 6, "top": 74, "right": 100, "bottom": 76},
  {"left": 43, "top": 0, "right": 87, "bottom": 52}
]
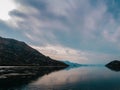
[{"left": 0, "top": 66, "right": 120, "bottom": 90}]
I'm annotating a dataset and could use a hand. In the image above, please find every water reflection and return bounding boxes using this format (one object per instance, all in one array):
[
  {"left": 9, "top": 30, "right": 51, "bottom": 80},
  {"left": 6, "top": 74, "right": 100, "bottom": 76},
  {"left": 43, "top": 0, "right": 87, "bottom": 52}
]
[
  {"left": 106, "top": 65, "right": 120, "bottom": 72},
  {"left": 0, "top": 66, "right": 66, "bottom": 90},
  {"left": 0, "top": 66, "right": 120, "bottom": 90},
  {"left": 27, "top": 66, "right": 120, "bottom": 90}
]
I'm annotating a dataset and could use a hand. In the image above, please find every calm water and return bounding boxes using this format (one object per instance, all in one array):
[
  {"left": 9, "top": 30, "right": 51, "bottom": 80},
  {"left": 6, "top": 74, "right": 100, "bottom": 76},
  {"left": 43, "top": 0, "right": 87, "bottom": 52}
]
[{"left": 0, "top": 66, "right": 120, "bottom": 90}]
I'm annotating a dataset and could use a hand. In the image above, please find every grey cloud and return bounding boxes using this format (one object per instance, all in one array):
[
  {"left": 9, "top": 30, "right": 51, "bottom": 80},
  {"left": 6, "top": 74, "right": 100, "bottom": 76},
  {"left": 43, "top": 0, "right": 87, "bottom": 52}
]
[
  {"left": 4, "top": 0, "right": 120, "bottom": 56},
  {"left": 15, "top": 0, "right": 47, "bottom": 10},
  {"left": 9, "top": 10, "right": 28, "bottom": 19},
  {"left": 1, "top": 0, "right": 120, "bottom": 63}
]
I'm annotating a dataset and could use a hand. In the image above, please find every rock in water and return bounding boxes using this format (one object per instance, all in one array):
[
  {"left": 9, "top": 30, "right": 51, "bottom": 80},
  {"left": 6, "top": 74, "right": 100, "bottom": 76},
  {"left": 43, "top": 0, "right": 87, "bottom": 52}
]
[
  {"left": 106, "top": 60, "right": 120, "bottom": 71},
  {"left": 0, "top": 36, "right": 68, "bottom": 66}
]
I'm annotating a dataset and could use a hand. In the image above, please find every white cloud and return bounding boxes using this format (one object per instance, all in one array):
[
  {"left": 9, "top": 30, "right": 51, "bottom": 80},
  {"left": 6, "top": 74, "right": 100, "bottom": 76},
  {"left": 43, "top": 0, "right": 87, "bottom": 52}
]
[
  {"left": 0, "top": 0, "right": 16, "bottom": 21},
  {"left": 7, "top": 0, "right": 107, "bottom": 41},
  {"left": 1, "top": 0, "right": 120, "bottom": 64},
  {"left": 31, "top": 45, "right": 88, "bottom": 63},
  {"left": 31, "top": 44, "right": 119, "bottom": 64},
  {"left": 102, "top": 15, "right": 120, "bottom": 44}
]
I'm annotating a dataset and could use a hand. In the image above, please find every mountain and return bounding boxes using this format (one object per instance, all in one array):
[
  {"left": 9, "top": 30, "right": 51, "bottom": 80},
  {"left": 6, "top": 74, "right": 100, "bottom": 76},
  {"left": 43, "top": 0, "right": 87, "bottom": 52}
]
[
  {"left": 106, "top": 60, "right": 120, "bottom": 71},
  {"left": 63, "top": 61, "right": 82, "bottom": 67},
  {"left": 63, "top": 61, "right": 104, "bottom": 70},
  {"left": 63, "top": 61, "right": 82, "bottom": 70},
  {"left": 0, "top": 36, "right": 68, "bottom": 66}
]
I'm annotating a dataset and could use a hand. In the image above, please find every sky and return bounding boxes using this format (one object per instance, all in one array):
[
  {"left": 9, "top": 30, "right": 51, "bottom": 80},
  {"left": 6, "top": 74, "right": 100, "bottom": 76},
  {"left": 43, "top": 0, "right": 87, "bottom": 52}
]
[{"left": 0, "top": 0, "right": 120, "bottom": 64}]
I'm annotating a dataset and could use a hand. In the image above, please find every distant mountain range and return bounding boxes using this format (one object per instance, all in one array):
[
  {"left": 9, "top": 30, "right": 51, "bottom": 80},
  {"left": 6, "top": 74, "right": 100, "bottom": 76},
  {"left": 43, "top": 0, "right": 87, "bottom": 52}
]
[
  {"left": 0, "top": 36, "right": 68, "bottom": 66},
  {"left": 63, "top": 61, "right": 104, "bottom": 69},
  {"left": 63, "top": 61, "right": 82, "bottom": 67}
]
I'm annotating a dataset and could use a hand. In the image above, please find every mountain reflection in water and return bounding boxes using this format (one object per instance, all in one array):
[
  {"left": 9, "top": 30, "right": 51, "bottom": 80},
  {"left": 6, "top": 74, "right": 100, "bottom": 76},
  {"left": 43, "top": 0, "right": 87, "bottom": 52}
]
[
  {"left": 27, "top": 66, "right": 120, "bottom": 90},
  {"left": 0, "top": 66, "right": 120, "bottom": 90},
  {"left": 0, "top": 66, "right": 66, "bottom": 90}
]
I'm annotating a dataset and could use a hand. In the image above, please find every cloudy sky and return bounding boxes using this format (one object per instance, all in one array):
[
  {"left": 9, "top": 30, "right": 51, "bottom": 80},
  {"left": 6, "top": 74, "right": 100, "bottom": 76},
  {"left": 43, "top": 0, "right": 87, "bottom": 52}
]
[{"left": 0, "top": 0, "right": 120, "bottom": 64}]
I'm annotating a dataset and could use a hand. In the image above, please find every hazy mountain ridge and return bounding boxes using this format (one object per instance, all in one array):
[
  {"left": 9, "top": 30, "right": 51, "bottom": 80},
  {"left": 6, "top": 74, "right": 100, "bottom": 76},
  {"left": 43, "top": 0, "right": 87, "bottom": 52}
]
[
  {"left": 0, "top": 36, "right": 68, "bottom": 66},
  {"left": 63, "top": 61, "right": 82, "bottom": 67}
]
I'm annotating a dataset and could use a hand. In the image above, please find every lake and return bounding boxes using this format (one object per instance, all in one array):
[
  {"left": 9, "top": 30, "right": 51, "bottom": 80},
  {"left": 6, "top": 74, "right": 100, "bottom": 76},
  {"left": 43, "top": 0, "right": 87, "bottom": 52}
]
[{"left": 0, "top": 66, "right": 120, "bottom": 90}]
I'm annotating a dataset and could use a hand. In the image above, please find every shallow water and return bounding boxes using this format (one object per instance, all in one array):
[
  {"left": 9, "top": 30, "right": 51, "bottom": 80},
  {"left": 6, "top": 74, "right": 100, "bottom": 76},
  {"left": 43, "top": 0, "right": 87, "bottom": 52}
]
[{"left": 1, "top": 66, "right": 120, "bottom": 90}]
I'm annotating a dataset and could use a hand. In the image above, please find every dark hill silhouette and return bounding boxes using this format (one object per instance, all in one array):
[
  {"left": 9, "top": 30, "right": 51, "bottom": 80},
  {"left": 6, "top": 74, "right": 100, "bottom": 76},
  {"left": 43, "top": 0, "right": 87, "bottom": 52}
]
[
  {"left": 106, "top": 60, "right": 120, "bottom": 71},
  {"left": 0, "top": 36, "right": 68, "bottom": 66}
]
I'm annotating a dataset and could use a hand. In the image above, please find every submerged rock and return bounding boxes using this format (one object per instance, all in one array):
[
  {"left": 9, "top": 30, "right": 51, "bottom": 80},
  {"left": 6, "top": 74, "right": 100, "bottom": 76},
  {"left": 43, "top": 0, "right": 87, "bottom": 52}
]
[
  {"left": 0, "top": 36, "right": 68, "bottom": 66},
  {"left": 106, "top": 60, "right": 120, "bottom": 71}
]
